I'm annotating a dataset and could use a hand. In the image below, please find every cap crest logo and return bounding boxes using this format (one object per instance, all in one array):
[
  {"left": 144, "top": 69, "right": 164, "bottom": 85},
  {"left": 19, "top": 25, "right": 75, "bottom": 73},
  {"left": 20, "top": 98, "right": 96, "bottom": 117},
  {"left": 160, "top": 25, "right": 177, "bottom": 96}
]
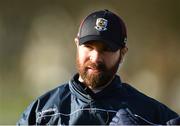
[{"left": 95, "top": 18, "right": 108, "bottom": 31}]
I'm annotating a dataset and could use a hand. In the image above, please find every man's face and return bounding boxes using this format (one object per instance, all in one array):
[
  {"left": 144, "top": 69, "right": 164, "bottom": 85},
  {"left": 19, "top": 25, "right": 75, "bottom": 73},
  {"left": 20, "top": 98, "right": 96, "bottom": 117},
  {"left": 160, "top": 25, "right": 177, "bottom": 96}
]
[{"left": 76, "top": 40, "right": 123, "bottom": 89}]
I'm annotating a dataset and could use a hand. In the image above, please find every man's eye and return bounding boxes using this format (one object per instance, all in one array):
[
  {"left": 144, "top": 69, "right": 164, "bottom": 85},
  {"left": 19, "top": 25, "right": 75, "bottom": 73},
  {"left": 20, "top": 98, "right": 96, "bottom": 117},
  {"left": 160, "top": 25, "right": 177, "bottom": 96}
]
[
  {"left": 104, "top": 47, "right": 113, "bottom": 52},
  {"left": 84, "top": 45, "right": 93, "bottom": 49}
]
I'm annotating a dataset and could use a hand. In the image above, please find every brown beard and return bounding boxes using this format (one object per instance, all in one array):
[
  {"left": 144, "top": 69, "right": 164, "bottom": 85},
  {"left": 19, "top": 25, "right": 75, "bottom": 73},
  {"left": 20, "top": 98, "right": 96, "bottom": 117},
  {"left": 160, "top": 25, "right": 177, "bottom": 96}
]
[{"left": 76, "top": 54, "right": 120, "bottom": 89}]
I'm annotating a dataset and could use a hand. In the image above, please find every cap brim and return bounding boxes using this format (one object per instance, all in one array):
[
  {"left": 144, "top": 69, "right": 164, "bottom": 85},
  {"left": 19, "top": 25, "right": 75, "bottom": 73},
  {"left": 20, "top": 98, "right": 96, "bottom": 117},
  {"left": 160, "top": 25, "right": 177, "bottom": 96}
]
[{"left": 79, "top": 35, "right": 119, "bottom": 51}]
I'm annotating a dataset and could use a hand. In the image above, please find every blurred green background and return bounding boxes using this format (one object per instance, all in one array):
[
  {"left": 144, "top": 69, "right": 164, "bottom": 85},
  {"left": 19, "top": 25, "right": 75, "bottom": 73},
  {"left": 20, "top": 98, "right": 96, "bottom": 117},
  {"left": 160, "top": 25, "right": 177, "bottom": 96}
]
[{"left": 0, "top": 0, "right": 180, "bottom": 124}]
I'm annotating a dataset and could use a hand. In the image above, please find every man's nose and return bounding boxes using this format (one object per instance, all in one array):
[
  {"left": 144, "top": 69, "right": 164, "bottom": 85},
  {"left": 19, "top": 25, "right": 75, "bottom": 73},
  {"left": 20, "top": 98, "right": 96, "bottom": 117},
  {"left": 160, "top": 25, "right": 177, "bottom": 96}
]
[{"left": 89, "top": 50, "right": 103, "bottom": 63}]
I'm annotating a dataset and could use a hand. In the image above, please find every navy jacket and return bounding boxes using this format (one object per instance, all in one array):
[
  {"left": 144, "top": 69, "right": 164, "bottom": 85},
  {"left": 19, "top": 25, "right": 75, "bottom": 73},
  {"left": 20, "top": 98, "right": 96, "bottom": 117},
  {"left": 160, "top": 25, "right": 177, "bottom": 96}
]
[{"left": 17, "top": 74, "right": 178, "bottom": 125}]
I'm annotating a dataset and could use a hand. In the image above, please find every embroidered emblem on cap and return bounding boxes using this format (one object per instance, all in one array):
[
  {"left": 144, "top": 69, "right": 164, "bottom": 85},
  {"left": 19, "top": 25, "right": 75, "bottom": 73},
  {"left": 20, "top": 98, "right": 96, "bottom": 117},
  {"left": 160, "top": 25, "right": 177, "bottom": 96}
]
[{"left": 95, "top": 18, "right": 108, "bottom": 31}]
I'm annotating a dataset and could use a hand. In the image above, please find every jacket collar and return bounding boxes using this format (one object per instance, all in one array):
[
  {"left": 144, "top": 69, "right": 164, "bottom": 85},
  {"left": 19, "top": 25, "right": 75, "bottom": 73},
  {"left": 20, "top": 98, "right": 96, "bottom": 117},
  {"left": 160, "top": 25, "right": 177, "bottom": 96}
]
[{"left": 69, "top": 73, "right": 124, "bottom": 103}]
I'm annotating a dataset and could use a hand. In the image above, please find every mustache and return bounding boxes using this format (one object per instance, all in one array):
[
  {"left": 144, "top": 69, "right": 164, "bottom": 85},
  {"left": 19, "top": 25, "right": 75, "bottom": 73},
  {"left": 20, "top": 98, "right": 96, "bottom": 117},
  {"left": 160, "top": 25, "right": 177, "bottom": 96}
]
[{"left": 85, "top": 61, "right": 106, "bottom": 71}]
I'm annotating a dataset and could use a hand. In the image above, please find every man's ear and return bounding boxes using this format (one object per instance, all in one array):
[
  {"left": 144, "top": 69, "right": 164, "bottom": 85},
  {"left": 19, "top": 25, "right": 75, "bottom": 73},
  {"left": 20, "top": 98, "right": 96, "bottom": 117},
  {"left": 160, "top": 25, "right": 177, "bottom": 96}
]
[
  {"left": 120, "top": 46, "right": 128, "bottom": 57},
  {"left": 119, "top": 46, "right": 128, "bottom": 64},
  {"left": 74, "top": 37, "right": 79, "bottom": 47}
]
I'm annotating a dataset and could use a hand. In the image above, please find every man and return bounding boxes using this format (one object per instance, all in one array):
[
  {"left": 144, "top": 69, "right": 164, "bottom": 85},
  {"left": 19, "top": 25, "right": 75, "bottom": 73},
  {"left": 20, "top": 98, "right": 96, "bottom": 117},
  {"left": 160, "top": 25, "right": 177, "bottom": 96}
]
[{"left": 17, "top": 9, "right": 179, "bottom": 125}]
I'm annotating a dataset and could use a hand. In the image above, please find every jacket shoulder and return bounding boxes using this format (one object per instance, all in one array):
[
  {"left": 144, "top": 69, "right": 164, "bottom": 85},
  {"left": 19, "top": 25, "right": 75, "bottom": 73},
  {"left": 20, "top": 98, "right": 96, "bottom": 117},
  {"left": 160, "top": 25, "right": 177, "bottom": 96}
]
[
  {"left": 17, "top": 82, "right": 70, "bottom": 125},
  {"left": 122, "top": 83, "right": 178, "bottom": 123},
  {"left": 38, "top": 83, "right": 69, "bottom": 103}
]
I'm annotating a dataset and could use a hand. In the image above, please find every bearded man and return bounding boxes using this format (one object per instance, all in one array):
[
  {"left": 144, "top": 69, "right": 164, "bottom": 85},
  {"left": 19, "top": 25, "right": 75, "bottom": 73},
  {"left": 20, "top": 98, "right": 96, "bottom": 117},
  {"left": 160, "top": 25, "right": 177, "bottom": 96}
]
[{"left": 17, "top": 9, "right": 179, "bottom": 125}]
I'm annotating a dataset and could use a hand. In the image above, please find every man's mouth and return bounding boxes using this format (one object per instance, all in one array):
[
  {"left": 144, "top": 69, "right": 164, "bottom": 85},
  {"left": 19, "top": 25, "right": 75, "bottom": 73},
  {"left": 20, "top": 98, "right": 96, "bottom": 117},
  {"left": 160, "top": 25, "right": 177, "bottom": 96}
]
[{"left": 87, "top": 66, "right": 101, "bottom": 73}]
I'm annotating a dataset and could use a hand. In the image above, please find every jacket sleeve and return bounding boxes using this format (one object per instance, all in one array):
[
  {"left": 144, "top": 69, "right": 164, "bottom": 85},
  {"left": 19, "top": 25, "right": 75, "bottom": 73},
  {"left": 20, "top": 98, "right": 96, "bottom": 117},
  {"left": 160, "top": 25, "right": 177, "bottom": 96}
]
[{"left": 16, "top": 99, "right": 39, "bottom": 125}]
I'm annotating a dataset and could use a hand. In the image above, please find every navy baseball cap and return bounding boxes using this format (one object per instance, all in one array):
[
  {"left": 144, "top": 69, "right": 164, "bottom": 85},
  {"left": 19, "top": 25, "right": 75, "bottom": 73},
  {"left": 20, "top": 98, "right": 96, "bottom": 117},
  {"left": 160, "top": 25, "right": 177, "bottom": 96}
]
[{"left": 77, "top": 9, "right": 127, "bottom": 51}]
